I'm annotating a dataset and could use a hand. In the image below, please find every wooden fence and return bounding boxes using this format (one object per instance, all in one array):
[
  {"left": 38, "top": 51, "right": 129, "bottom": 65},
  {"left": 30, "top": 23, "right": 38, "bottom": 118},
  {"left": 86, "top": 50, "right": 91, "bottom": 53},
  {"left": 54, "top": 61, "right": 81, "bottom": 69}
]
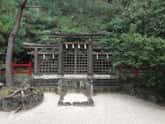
[{"left": 0, "top": 62, "right": 32, "bottom": 76}]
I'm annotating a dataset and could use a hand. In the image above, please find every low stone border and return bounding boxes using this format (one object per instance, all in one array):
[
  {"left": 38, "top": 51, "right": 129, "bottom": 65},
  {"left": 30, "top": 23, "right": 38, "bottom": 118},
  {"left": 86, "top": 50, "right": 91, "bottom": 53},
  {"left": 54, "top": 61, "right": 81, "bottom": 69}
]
[{"left": 0, "top": 87, "right": 44, "bottom": 112}]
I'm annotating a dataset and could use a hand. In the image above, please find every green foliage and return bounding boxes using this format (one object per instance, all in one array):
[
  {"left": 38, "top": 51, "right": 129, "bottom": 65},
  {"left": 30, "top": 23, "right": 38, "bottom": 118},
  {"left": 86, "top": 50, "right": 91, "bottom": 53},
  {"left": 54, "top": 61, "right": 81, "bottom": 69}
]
[
  {"left": 0, "top": 0, "right": 16, "bottom": 48},
  {"left": 1, "top": 0, "right": 165, "bottom": 93},
  {"left": 104, "top": 0, "right": 165, "bottom": 38},
  {"left": 19, "top": 0, "right": 111, "bottom": 45},
  {"left": 106, "top": 33, "right": 165, "bottom": 67},
  {"left": 103, "top": 0, "right": 165, "bottom": 92},
  {"left": 105, "top": 32, "right": 165, "bottom": 90}
]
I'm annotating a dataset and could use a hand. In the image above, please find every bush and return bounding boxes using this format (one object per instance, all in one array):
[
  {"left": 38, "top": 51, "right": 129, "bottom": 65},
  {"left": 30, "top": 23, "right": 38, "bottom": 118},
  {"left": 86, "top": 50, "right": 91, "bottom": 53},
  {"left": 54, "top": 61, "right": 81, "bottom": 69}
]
[{"left": 105, "top": 32, "right": 165, "bottom": 93}]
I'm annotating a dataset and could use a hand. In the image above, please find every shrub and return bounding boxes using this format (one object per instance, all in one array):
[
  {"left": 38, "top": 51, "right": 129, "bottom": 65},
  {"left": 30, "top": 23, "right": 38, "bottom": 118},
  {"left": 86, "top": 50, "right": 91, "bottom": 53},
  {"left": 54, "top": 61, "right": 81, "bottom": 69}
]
[{"left": 105, "top": 32, "right": 165, "bottom": 93}]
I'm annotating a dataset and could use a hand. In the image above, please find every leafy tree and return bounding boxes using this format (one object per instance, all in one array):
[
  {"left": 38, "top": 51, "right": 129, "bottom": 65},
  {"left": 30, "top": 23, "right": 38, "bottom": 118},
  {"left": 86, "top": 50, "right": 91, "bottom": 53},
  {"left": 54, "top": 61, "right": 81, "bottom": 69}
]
[
  {"left": 105, "top": 0, "right": 165, "bottom": 38},
  {"left": 0, "top": 0, "right": 165, "bottom": 92}
]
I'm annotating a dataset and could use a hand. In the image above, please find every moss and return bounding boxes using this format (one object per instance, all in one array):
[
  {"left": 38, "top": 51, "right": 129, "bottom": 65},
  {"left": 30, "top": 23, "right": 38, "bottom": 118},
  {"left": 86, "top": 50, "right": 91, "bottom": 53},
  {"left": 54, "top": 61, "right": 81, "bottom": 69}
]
[{"left": 0, "top": 87, "right": 17, "bottom": 97}]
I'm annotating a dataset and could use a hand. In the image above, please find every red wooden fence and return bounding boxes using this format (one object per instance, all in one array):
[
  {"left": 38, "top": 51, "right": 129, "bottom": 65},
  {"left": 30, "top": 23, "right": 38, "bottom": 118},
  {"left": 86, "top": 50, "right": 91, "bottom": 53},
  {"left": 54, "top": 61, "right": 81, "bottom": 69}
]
[{"left": 0, "top": 62, "right": 32, "bottom": 76}]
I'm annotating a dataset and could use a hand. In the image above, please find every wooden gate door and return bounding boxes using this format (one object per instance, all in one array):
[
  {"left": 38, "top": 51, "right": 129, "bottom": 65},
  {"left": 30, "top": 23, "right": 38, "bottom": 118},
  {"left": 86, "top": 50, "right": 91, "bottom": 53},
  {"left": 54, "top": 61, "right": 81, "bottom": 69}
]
[{"left": 63, "top": 44, "right": 88, "bottom": 74}]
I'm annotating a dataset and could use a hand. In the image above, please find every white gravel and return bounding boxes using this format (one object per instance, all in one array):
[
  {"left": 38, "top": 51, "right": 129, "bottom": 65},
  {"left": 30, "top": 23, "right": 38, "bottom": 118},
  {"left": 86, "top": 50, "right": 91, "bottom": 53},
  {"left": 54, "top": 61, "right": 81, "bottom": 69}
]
[
  {"left": 0, "top": 93, "right": 165, "bottom": 124},
  {"left": 63, "top": 93, "right": 88, "bottom": 103}
]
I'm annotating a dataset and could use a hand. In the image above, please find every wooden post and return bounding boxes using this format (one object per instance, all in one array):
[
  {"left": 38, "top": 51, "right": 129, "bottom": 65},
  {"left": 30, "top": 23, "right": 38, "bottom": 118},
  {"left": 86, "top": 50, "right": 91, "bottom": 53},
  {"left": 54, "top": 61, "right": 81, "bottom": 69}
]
[
  {"left": 88, "top": 40, "right": 93, "bottom": 76},
  {"left": 34, "top": 48, "right": 38, "bottom": 74},
  {"left": 58, "top": 41, "right": 63, "bottom": 75}
]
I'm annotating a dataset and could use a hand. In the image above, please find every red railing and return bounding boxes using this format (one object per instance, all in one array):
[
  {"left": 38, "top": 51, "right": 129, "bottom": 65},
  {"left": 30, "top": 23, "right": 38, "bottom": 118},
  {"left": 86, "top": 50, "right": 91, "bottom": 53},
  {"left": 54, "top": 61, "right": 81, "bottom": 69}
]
[{"left": 0, "top": 62, "right": 32, "bottom": 76}]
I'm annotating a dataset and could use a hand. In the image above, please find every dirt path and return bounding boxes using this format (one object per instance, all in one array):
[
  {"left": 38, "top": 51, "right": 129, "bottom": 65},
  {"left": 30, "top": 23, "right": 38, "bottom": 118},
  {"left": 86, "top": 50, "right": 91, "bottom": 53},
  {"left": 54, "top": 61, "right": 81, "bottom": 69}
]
[{"left": 0, "top": 93, "right": 165, "bottom": 124}]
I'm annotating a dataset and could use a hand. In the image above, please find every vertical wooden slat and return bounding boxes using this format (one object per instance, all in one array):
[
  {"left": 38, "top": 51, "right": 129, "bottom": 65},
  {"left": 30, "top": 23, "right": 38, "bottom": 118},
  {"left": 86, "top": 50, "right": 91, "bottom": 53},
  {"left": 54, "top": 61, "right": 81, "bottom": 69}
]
[{"left": 34, "top": 47, "right": 38, "bottom": 74}]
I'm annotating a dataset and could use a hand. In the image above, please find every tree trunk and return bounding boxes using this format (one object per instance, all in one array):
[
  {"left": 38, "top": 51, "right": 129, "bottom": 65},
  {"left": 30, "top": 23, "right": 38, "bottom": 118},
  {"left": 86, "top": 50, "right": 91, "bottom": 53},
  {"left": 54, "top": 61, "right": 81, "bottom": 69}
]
[{"left": 6, "top": 0, "right": 28, "bottom": 87}]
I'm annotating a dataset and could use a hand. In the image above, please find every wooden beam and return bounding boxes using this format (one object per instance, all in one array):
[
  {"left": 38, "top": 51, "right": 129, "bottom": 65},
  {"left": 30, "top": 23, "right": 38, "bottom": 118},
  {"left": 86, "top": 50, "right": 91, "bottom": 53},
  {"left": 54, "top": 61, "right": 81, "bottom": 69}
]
[
  {"left": 28, "top": 51, "right": 59, "bottom": 55},
  {"left": 39, "top": 32, "right": 106, "bottom": 39}
]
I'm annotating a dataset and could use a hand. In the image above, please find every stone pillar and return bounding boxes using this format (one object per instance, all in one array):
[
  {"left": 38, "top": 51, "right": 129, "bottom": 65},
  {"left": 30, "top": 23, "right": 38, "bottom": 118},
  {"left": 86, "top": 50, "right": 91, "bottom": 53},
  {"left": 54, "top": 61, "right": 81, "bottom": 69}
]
[
  {"left": 90, "top": 80, "right": 94, "bottom": 97},
  {"left": 57, "top": 79, "right": 63, "bottom": 95}
]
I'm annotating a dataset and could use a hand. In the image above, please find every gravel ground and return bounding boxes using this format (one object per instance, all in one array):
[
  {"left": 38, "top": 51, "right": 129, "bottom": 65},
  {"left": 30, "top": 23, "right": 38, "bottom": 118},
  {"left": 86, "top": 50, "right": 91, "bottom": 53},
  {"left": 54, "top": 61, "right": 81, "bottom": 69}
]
[
  {"left": 63, "top": 93, "right": 88, "bottom": 103},
  {"left": 0, "top": 93, "right": 165, "bottom": 124}
]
